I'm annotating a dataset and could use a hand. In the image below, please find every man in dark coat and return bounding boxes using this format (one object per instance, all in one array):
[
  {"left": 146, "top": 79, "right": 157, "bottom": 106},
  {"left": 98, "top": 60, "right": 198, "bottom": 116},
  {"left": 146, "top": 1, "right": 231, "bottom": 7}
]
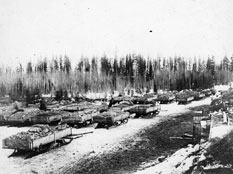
[{"left": 39, "top": 99, "right": 47, "bottom": 111}]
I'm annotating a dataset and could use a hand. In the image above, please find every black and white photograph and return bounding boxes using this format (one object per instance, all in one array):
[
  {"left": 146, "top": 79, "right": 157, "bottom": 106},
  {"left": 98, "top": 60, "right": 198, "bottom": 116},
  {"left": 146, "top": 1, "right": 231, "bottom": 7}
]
[{"left": 0, "top": 0, "right": 233, "bottom": 173}]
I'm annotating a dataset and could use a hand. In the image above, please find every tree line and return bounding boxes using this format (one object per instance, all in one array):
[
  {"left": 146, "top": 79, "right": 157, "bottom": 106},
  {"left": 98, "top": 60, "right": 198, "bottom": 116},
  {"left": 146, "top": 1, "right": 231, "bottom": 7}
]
[{"left": 0, "top": 54, "right": 233, "bottom": 98}]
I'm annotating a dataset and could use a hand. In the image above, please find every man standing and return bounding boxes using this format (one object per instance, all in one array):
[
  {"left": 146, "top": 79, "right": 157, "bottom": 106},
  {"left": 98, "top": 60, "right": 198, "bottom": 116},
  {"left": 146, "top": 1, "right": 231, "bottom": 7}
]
[
  {"left": 108, "top": 95, "right": 113, "bottom": 108},
  {"left": 39, "top": 99, "right": 47, "bottom": 111}
]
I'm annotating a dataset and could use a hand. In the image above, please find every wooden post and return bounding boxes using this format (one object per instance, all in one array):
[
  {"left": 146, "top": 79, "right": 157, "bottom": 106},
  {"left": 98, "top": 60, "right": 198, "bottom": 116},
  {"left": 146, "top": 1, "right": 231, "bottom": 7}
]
[{"left": 193, "top": 115, "right": 201, "bottom": 143}]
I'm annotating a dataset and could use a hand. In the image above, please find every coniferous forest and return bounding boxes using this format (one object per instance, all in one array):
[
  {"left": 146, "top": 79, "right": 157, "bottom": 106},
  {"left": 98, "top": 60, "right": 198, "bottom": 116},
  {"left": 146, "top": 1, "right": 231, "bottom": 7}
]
[{"left": 0, "top": 54, "right": 233, "bottom": 98}]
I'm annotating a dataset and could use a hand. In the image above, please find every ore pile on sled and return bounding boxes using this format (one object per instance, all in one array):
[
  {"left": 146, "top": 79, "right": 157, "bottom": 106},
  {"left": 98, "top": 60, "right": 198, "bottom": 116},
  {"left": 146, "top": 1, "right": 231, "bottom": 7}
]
[
  {"left": 112, "top": 94, "right": 161, "bottom": 118},
  {"left": 157, "top": 92, "right": 175, "bottom": 104},
  {"left": 2, "top": 124, "right": 75, "bottom": 152},
  {"left": 128, "top": 103, "right": 161, "bottom": 118},
  {"left": 93, "top": 108, "right": 130, "bottom": 129},
  {"left": 0, "top": 105, "right": 41, "bottom": 126},
  {"left": 175, "top": 90, "right": 208, "bottom": 104},
  {"left": 62, "top": 109, "right": 99, "bottom": 126},
  {"left": 176, "top": 91, "right": 195, "bottom": 104}
]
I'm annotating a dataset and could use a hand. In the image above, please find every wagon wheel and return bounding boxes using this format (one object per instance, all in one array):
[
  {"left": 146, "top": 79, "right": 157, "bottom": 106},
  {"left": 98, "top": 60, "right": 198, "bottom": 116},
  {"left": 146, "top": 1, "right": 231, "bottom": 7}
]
[
  {"left": 105, "top": 124, "right": 110, "bottom": 129},
  {"left": 152, "top": 110, "right": 159, "bottom": 116},
  {"left": 61, "top": 138, "right": 73, "bottom": 145},
  {"left": 85, "top": 120, "right": 92, "bottom": 125},
  {"left": 113, "top": 121, "right": 120, "bottom": 127},
  {"left": 56, "top": 138, "right": 72, "bottom": 146},
  {"left": 82, "top": 121, "right": 87, "bottom": 127},
  {"left": 85, "top": 120, "right": 90, "bottom": 125},
  {"left": 119, "top": 120, "right": 123, "bottom": 125},
  {"left": 148, "top": 112, "right": 153, "bottom": 117},
  {"left": 123, "top": 118, "right": 128, "bottom": 124}
]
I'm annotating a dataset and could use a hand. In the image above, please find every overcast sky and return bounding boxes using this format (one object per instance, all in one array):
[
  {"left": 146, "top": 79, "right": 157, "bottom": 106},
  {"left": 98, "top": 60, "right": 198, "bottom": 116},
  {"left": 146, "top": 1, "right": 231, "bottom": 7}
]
[{"left": 0, "top": 0, "right": 233, "bottom": 67}]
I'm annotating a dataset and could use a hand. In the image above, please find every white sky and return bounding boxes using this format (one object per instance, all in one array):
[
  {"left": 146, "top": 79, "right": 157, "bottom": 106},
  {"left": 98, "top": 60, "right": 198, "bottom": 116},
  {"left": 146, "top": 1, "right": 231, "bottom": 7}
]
[{"left": 0, "top": 0, "right": 233, "bottom": 67}]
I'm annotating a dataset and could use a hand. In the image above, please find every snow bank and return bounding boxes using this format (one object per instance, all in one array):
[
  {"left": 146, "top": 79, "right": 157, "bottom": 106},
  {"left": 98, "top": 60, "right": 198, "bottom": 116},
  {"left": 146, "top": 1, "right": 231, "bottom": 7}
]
[
  {"left": 134, "top": 144, "right": 200, "bottom": 174},
  {"left": 209, "top": 125, "right": 233, "bottom": 140},
  {"left": 214, "top": 85, "right": 230, "bottom": 92}
]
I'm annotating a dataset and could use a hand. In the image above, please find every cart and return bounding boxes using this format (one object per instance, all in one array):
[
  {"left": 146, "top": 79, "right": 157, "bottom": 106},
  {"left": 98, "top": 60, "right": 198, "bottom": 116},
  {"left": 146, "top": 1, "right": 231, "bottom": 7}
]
[
  {"left": 30, "top": 111, "right": 63, "bottom": 125},
  {"left": 62, "top": 109, "right": 99, "bottom": 126},
  {"left": 129, "top": 104, "right": 161, "bottom": 117},
  {"left": 2, "top": 124, "right": 92, "bottom": 152},
  {"left": 5, "top": 109, "right": 41, "bottom": 126},
  {"left": 157, "top": 95, "right": 175, "bottom": 104},
  {"left": 93, "top": 110, "right": 130, "bottom": 128},
  {"left": 111, "top": 101, "right": 135, "bottom": 112},
  {"left": 202, "top": 90, "right": 212, "bottom": 97},
  {"left": 194, "top": 93, "right": 205, "bottom": 101},
  {"left": 177, "top": 96, "right": 194, "bottom": 104}
]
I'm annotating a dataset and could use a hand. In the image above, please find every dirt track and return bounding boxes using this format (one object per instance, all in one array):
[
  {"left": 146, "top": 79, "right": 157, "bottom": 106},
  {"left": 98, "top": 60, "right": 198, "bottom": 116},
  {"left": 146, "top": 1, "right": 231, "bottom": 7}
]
[{"left": 0, "top": 98, "right": 211, "bottom": 174}]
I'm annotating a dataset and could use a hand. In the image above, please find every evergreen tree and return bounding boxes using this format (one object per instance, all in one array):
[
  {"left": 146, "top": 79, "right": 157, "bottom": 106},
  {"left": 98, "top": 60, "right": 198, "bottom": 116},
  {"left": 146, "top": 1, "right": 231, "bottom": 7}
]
[
  {"left": 59, "top": 56, "right": 63, "bottom": 72},
  {"left": 43, "top": 58, "right": 48, "bottom": 73},
  {"left": 54, "top": 58, "right": 59, "bottom": 71},
  {"left": 223, "top": 56, "right": 230, "bottom": 71},
  {"left": 26, "top": 62, "right": 33, "bottom": 74},
  {"left": 64, "top": 56, "right": 71, "bottom": 74}
]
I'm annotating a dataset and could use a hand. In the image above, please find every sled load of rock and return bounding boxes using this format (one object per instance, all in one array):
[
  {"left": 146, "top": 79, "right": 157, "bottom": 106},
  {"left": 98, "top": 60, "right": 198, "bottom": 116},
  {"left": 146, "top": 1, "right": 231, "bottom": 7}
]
[{"left": 3, "top": 124, "right": 54, "bottom": 149}]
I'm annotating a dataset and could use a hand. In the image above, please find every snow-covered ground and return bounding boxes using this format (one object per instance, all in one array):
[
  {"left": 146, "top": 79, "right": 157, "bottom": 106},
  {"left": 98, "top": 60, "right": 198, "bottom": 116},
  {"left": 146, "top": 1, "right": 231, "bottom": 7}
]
[{"left": 214, "top": 84, "right": 230, "bottom": 92}]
